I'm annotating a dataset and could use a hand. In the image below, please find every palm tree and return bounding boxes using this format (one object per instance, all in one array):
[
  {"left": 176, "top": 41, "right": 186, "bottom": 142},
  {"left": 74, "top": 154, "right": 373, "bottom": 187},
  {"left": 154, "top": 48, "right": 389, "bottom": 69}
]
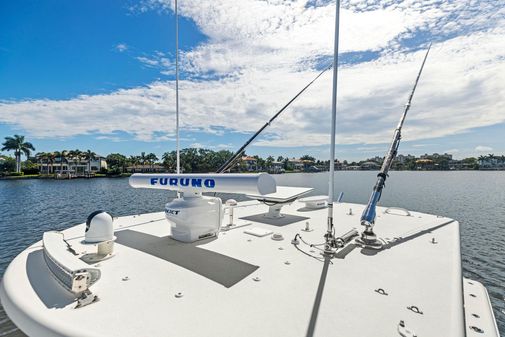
[
  {"left": 47, "top": 152, "right": 56, "bottom": 175},
  {"left": 1, "top": 135, "right": 35, "bottom": 173},
  {"left": 139, "top": 152, "right": 147, "bottom": 166},
  {"left": 146, "top": 153, "right": 159, "bottom": 170},
  {"left": 59, "top": 150, "right": 68, "bottom": 174},
  {"left": 69, "top": 149, "right": 83, "bottom": 176},
  {"left": 36, "top": 152, "right": 50, "bottom": 174},
  {"left": 83, "top": 150, "right": 97, "bottom": 177},
  {"left": 129, "top": 155, "right": 140, "bottom": 173}
]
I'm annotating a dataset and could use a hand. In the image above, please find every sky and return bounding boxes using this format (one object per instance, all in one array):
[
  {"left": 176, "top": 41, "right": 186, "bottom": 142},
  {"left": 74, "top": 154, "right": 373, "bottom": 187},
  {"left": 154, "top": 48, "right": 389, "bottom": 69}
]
[{"left": 0, "top": 0, "right": 504, "bottom": 161}]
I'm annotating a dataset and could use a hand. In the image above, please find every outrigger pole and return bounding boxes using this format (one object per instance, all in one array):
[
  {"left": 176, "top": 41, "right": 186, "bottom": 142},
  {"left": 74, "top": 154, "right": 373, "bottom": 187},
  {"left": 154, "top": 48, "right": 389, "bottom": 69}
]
[
  {"left": 215, "top": 64, "right": 333, "bottom": 173},
  {"left": 358, "top": 44, "right": 432, "bottom": 248}
]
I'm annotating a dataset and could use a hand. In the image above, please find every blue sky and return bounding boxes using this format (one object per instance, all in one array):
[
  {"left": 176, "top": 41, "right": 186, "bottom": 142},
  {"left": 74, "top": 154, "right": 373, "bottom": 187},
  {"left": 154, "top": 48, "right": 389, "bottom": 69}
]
[{"left": 1, "top": 0, "right": 504, "bottom": 161}]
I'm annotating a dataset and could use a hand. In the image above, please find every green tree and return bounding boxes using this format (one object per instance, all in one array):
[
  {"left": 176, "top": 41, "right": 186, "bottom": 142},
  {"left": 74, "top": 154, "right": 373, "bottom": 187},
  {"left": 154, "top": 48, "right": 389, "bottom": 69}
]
[
  {"left": 1, "top": 135, "right": 35, "bottom": 173},
  {"left": 266, "top": 156, "right": 274, "bottom": 170},
  {"left": 36, "top": 152, "right": 50, "bottom": 174},
  {"left": 462, "top": 157, "right": 479, "bottom": 170},
  {"left": 146, "top": 153, "right": 159, "bottom": 169},
  {"left": 0, "top": 156, "right": 16, "bottom": 174},
  {"left": 139, "top": 152, "right": 147, "bottom": 165},
  {"left": 83, "top": 150, "right": 97, "bottom": 176},
  {"left": 162, "top": 151, "right": 176, "bottom": 172},
  {"left": 283, "top": 157, "right": 291, "bottom": 170},
  {"left": 67, "top": 149, "right": 84, "bottom": 175},
  {"left": 300, "top": 154, "right": 316, "bottom": 162},
  {"left": 47, "top": 152, "right": 57, "bottom": 175},
  {"left": 106, "top": 153, "right": 128, "bottom": 173},
  {"left": 22, "top": 158, "right": 39, "bottom": 175},
  {"left": 58, "top": 150, "right": 68, "bottom": 174},
  {"left": 162, "top": 148, "right": 233, "bottom": 173}
]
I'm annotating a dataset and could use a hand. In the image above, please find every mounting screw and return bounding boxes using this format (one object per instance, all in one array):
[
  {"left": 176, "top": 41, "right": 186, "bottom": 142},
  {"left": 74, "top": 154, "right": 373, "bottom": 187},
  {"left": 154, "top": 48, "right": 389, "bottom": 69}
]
[
  {"left": 284, "top": 261, "right": 291, "bottom": 265},
  {"left": 253, "top": 276, "right": 261, "bottom": 282},
  {"left": 122, "top": 276, "right": 129, "bottom": 281},
  {"left": 278, "top": 247, "right": 284, "bottom": 250},
  {"left": 175, "top": 292, "right": 183, "bottom": 298}
]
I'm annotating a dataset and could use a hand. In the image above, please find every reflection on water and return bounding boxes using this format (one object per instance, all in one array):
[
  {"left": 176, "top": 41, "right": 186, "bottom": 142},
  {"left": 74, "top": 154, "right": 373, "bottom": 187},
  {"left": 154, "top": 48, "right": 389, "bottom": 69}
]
[{"left": 1, "top": 172, "right": 504, "bottom": 335}]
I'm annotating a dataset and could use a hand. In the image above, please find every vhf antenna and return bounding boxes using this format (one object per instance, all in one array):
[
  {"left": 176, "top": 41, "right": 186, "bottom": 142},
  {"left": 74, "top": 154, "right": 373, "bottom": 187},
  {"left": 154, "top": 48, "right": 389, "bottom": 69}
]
[
  {"left": 357, "top": 44, "right": 432, "bottom": 249},
  {"left": 175, "top": 0, "right": 180, "bottom": 174},
  {"left": 323, "top": 0, "right": 341, "bottom": 255}
]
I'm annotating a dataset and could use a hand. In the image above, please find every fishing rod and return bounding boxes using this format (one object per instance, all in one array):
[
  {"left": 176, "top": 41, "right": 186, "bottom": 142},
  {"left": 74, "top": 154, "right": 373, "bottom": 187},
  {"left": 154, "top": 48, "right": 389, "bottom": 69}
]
[
  {"left": 358, "top": 44, "right": 431, "bottom": 248},
  {"left": 216, "top": 63, "right": 333, "bottom": 173}
]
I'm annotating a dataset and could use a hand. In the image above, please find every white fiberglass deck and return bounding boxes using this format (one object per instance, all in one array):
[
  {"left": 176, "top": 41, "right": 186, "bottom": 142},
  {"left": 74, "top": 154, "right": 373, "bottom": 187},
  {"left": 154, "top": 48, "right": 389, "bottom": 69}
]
[{"left": 0, "top": 200, "right": 498, "bottom": 337}]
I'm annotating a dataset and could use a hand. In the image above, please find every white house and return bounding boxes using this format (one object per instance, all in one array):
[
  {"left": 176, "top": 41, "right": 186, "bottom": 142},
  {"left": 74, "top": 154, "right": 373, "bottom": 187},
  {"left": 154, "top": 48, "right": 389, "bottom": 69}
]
[{"left": 37, "top": 155, "right": 107, "bottom": 176}]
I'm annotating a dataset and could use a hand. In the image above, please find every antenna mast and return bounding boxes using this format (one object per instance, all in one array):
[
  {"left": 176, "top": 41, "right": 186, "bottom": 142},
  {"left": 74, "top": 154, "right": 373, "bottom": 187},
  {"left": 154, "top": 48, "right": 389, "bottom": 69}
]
[
  {"left": 324, "top": 0, "right": 341, "bottom": 255},
  {"left": 175, "top": 0, "right": 180, "bottom": 174},
  {"left": 358, "top": 44, "right": 431, "bottom": 249}
]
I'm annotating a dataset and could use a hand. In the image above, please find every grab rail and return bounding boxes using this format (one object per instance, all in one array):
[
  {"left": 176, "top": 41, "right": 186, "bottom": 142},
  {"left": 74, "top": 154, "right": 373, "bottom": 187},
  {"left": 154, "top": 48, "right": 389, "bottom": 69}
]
[{"left": 384, "top": 207, "right": 411, "bottom": 217}]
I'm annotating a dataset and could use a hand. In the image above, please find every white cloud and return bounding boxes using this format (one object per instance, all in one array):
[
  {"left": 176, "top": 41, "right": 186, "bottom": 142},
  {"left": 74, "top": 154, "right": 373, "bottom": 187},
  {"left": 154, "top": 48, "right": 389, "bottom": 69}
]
[
  {"left": 115, "top": 43, "right": 128, "bottom": 52},
  {"left": 475, "top": 145, "right": 493, "bottom": 152},
  {"left": 1, "top": 0, "right": 504, "bottom": 149},
  {"left": 444, "top": 148, "right": 459, "bottom": 154},
  {"left": 96, "top": 135, "right": 126, "bottom": 142},
  {"left": 136, "top": 53, "right": 175, "bottom": 75},
  {"left": 190, "top": 142, "right": 204, "bottom": 148}
]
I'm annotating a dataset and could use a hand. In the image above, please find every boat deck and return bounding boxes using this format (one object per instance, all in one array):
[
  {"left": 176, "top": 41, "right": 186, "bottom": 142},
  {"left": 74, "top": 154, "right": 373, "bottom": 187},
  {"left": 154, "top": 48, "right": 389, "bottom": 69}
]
[{"left": 0, "top": 200, "right": 499, "bottom": 336}]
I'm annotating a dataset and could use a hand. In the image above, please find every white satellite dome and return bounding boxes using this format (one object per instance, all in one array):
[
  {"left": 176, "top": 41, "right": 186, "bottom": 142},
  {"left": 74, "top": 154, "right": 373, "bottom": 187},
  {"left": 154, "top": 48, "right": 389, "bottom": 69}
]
[{"left": 85, "top": 210, "right": 114, "bottom": 243}]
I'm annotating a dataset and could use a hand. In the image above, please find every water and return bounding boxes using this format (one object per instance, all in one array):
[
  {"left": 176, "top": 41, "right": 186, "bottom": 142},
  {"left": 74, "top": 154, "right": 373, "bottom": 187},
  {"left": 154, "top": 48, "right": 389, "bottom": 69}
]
[{"left": 1, "top": 172, "right": 504, "bottom": 335}]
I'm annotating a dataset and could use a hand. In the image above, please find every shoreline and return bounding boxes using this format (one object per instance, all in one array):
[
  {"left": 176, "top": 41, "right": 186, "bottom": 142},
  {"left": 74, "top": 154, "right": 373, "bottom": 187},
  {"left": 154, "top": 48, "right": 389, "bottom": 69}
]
[{"left": 1, "top": 170, "right": 503, "bottom": 181}]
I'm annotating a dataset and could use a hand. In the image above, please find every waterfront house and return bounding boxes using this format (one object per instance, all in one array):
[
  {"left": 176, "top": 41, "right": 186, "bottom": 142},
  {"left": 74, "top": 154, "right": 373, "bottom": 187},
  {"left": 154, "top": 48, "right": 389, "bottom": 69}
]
[
  {"left": 415, "top": 158, "right": 434, "bottom": 170},
  {"left": 360, "top": 161, "right": 380, "bottom": 170},
  {"left": 420, "top": 153, "right": 453, "bottom": 160},
  {"left": 287, "top": 158, "right": 317, "bottom": 171},
  {"left": 241, "top": 156, "right": 258, "bottom": 172},
  {"left": 36, "top": 155, "right": 107, "bottom": 176},
  {"left": 396, "top": 154, "right": 415, "bottom": 164},
  {"left": 269, "top": 161, "right": 285, "bottom": 174},
  {"left": 478, "top": 155, "right": 505, "bottom": 170}
]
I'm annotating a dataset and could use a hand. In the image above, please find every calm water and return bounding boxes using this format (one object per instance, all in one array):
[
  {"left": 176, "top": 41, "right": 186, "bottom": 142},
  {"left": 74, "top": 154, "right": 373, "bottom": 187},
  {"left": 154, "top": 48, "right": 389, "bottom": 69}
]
[{"left": 1, "top": 172, "right": 504, "bottom": 335}]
